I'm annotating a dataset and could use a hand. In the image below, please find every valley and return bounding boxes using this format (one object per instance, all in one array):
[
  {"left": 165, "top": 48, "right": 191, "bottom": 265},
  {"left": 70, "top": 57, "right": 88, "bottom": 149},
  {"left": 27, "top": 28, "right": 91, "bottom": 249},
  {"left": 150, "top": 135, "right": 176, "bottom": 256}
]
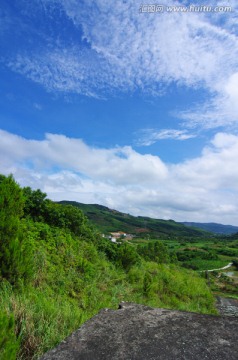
[{"left": 60, "top": 201, "right": 238, "bottom": 299}]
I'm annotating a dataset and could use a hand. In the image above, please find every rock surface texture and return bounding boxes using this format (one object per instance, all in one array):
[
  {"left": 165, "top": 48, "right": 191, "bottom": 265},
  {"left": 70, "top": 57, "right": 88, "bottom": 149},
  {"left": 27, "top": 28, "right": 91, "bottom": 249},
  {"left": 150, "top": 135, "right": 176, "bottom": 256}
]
[{"left": 40, "top": 302, "right": 238, "bottom": 360}]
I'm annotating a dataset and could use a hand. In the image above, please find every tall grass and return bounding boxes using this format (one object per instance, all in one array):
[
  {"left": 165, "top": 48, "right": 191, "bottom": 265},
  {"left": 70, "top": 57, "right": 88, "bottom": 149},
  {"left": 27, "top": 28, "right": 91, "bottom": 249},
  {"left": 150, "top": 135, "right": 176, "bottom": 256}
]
[
  {"left": 0, "top": 282, "right": 84, "bottom": 359},
  {"left": 126, "top": 262, "right": 216, "bottom": 314},
  {"left": 0, "top": 310, "right": 19, "bottom": 360}
]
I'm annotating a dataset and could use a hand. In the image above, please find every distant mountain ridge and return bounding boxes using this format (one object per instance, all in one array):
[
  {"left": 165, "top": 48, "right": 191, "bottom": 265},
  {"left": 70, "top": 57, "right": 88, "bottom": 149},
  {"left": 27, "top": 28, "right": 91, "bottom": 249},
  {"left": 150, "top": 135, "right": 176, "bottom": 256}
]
[
  {"left": 58, "top": 201, "right": 212, "bottom": 238},
  {"left": 181, "top": 222, "right": 238, "bottom": 235}
]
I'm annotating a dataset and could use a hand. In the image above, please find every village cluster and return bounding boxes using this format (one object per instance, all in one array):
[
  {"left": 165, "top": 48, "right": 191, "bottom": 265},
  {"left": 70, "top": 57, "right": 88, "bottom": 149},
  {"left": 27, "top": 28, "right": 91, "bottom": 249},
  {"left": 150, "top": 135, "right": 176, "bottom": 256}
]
[{"left": 102, "top": 231, "right": 134, "bottom": 243}]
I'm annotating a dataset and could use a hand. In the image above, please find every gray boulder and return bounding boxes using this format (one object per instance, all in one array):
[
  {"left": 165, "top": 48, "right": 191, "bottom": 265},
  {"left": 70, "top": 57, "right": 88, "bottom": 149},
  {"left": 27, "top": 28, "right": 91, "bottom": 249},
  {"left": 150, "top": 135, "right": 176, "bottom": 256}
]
[{"left": 40, "top": 302, "right": 238, "bottom": 360}]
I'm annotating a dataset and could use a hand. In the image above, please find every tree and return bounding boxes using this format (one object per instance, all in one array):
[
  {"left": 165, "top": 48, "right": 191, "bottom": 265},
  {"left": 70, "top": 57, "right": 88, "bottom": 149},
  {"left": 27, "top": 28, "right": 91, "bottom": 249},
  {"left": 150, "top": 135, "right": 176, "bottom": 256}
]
[
  {"left": 137, "top": 241, "right": 170, "bottom": 264},
  {"left": 0, "top": 175, "right": 33, "bottom": 284},
  {"left": 23, "top": 187, "right": 48, "bottom": 221},
  {"left": 117, "top": 243, "right": 140, "bottom": 271},
  {"left": 45, "top": 202, "right": 96, "bottom": 241}
]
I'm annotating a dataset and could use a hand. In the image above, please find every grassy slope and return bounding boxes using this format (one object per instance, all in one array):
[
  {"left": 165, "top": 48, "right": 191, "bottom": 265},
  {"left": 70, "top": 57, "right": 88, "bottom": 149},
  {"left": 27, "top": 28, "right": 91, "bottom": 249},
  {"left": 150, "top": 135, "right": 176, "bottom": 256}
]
[
  {"left": 0, "top": 218, "right": 217, "bottom": 359},
  {"left": 0, "top": 179, "right": 219, "bottom": 360}
]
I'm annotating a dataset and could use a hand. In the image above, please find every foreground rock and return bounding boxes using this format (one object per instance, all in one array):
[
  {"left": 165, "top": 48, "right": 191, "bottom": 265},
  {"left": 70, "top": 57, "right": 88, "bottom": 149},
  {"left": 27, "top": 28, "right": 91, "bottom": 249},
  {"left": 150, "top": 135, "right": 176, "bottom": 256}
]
[{"left": 40, "top": 303, "right": 238, "bottom": 360}]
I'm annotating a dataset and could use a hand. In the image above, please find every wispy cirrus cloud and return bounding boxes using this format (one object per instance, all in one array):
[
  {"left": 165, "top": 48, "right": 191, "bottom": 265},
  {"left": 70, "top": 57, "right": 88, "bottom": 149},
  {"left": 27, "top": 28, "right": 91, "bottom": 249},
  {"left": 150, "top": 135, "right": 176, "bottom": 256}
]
[
  {"left": 7, "top": 49, "right": 120, "bottom": 98},
  {"left": 59, "top": 0, "right": 238, "bottom": 109},
  {"left": 178, "top": 71, "right": 238, "bottom": 129},
  {"left": 1, "top": 0, "right": 238, "bottom": 134},
  {"left": 137, "top": 129, "right": 196, "bottom": 146},
  {"left": 58, "top": 0, "right": 238, "bottom": 87}
]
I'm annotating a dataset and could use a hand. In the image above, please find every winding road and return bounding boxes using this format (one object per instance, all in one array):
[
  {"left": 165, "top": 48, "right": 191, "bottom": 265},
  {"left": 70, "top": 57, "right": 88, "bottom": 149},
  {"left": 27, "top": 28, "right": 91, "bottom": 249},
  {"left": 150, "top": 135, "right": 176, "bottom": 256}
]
[{"left": 205, "top": 262, "right": 233, "bottom": 272}]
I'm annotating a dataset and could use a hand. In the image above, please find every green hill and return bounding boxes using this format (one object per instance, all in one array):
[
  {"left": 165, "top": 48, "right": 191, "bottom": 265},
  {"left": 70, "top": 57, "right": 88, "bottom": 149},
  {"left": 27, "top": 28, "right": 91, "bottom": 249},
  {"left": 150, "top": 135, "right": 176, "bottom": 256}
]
[
  {"left": 181, "top": 222, "right": 238, "bottom": 235},
  {"left": 58, "top": 201, "right": 211, "bottom": 239}
]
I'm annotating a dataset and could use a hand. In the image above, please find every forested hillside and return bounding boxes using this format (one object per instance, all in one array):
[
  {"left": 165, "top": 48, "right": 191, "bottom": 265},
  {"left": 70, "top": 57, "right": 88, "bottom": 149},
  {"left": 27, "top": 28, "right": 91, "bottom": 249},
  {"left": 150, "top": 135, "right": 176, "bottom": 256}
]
[
  {"left": 0, "top": 175, "right": 216, "bottom": 359},
  {"left": 58, "top": 201, "right": 211, "bottom": 238}
]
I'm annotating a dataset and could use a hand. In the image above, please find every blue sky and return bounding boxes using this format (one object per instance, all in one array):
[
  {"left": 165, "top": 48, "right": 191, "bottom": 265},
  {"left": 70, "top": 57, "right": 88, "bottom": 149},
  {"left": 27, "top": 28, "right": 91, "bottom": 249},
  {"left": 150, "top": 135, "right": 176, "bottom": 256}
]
[{"left": 1, "top": 0, "right": 238, "bottom": 224}]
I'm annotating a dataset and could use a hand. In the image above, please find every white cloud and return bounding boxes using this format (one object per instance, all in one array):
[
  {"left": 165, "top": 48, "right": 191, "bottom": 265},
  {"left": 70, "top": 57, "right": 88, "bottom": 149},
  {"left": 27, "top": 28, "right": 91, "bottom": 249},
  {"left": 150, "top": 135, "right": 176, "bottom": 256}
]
[
  {"left": 0, "top": 129, "right": 168, "bottom": 185},
  {"left": 1, "top": 129, "right": 238, "bottom": 225}
]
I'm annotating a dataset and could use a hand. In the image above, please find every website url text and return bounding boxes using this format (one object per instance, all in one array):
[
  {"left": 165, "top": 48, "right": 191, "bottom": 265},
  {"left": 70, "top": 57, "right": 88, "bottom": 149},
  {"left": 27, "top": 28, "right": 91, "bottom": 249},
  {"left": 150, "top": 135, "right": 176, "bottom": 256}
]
[{"left": 139, "top": 4, "right": 233, "bottom": 13}]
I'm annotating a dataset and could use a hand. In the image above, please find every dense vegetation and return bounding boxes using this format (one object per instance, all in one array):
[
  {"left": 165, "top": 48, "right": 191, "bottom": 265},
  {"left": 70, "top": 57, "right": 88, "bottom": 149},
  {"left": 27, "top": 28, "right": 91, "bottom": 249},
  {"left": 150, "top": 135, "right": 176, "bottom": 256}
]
[{"left": 0, "top": 175, "right": 218, "bottom": 359}]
